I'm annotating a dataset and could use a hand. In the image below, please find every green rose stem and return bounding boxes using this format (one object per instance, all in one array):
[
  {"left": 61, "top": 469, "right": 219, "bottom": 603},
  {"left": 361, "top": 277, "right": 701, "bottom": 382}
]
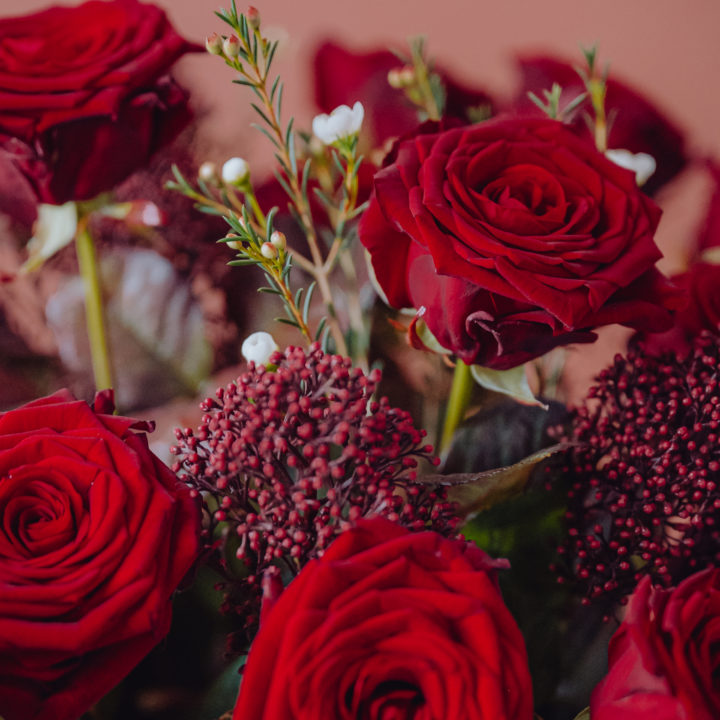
[
  {"left": 75, "top": 219, "right": 113, "bottom": 392},
  {"left": 440, "top": 359, "right": 473, "bottom": 453}
]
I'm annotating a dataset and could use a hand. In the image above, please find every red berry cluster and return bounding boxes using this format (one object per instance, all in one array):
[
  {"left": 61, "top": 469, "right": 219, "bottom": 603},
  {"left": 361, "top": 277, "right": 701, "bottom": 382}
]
[
  {"left": 171, "top": 343, "right": 458, "bottom": 649},
  {"left": 550, "top": 331, "right": 720, "bottom": 607}
]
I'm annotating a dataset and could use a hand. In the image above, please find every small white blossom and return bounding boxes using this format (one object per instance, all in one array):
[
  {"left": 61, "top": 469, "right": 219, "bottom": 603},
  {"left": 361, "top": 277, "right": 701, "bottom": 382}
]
[
  {"left": 198, "top": 161, "right": 218, "bottom": 182},
  {"left": 605, "top": 149, "right": 656, "bottom": 186},
  {"left": 260, "top": 242, "right": 278, "bottom": 259},
  {"left": 221, "top": 157, "right": 250, "bottom": 185},
  {"left": 312, "top": 101, "right": 364, "bottom": 144},
  {"left": 242, "top": 331, "right": 279, "bottom": 365},
  {"left": 269, "top": 230, "right": 286, "bottom": 249}
]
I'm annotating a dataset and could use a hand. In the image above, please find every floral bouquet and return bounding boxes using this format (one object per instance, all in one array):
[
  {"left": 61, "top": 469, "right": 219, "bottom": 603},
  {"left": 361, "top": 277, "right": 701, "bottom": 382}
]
[{"left": 1, "top": 1, "right": 719, "bottom": 719}]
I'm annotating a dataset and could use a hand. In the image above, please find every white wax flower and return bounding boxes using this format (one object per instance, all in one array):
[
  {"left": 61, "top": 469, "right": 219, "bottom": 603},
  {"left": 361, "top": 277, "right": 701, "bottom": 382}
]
[
  {"left": 221, "top": 157, "right": 250, "bottom": 185},
  {"left": 242, "top": 331, "right": 279, "bottom": 365},
  {"left": 605, "top": 149, "right": 656, "bottom": 186},
  {"left": 198, "top": 161, "right": 217, "bottom": 182},
  {"left": 312, "top": 101, "right": 364, "bottom": 144}
]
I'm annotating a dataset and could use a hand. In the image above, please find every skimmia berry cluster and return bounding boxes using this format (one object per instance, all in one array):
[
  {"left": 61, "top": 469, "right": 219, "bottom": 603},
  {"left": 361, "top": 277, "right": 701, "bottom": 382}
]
[
  {"left": 171, "top": 344, "right": 458, "bottom": 650},
  {"left": 550, "top": 331, "right": 720, "bottom": 607}
]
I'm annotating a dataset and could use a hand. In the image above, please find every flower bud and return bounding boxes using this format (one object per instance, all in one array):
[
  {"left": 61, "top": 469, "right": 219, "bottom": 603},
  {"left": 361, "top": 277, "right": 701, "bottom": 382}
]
[
  {"left": 223, "top": 35, "right": 241, "bottom": 58},
  {"left": 312, "top": 101, "right": 364, "bottom": 145},
  {"left": 387, "top": 66, "right": 414, "bottom": 89},
  {"left": 247, "top": 6, "right": 261, "bottom": 29},
  {"left": 205, "top": 32, "right": 223, "bottom": 55},
  {"left": 242, "top": 331, "right": 279, "bottom": 365},
  {"left": 226, "top": 232, "right": 242, "bottom": 251},
  {"left": 270, "top": 230, "right": 286, "bottom": 250},
  {"left": 221, "top": 157, "right": 250, "bottom": 185},
  {"left": 198, "top": 161, "right": 218, "bottom": 183},
  {"left": 261, "top": 242, "right": 278, "bottom": 259}
]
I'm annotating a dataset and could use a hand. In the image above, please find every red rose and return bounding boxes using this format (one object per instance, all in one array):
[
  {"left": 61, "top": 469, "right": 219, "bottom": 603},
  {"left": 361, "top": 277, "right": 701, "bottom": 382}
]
[
  {"left": 513, "top": 56, "right": 688, "bottom": 195},
  {"left": 359, "top": 117, "right": 682, "bottom": 369},
  {"left": 0, "top": 390, "right": 200, "bottom": 720},
  {"left": 591, "top": 569, "right": 720, "bottom": 720},
  {"left": 634, "top": 261, "right": 720, "bottom": 356},
  {"left": 314, "top": 41, "right": 495, "bottom": 149},
  {"left": 0, "top": 0, "right": 198, "bottom": 224},
  {"left": 697, "top": 159, "right": 720, "bottom": 253},
  {"left": 233, "top": 517, "right": 533, "bottom": 720}
]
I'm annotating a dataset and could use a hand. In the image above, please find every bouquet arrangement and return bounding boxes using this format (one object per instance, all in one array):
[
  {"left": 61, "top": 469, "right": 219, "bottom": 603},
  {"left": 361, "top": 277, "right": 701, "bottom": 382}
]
[{"left": 1, "top": 1, "right": 719, "bottom": 719}]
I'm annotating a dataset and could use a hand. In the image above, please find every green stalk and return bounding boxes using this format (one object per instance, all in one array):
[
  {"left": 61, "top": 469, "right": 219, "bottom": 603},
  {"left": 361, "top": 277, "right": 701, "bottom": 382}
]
[
  {"left": 440, "top": 360, "right": 473, "bottom": 453},
  {"left": 75, "top": 222, "right": 113, "bottom": 392}
]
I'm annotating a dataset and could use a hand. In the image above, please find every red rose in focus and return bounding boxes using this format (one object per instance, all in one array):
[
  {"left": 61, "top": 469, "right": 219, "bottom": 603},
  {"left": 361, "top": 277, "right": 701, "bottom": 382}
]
[
  {"left": 591, "top": 569, "right": 720, "bottom": 720},
  {"left": 635, "top": 261, "right": 720, "bottom": 356},
  {"left": 360, "top": 117, "right": 682, "bottom": 369},
  {"left": 314, "top": 42, "right": 495, "bottom": 149},
  {"left": 0, "top": 390, "right": 200, "bottom": 720},
  {"left": 0, "top": 0, "right": 198, "bottom": 225},
  {"left": 233, "top": 517, "right": 533, "bottom": 720},
  {"left": 513, "top": 56, "right": 687, "bottom": 195}
]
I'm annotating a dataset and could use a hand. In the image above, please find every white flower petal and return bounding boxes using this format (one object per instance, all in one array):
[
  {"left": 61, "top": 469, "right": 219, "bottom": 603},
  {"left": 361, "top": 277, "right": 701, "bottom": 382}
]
[
  {"left": 606, "top": 149, "right": 657, "bottom": 186},
  {"left": 312, "top": 102, "right": 364, "bottom": 144}
]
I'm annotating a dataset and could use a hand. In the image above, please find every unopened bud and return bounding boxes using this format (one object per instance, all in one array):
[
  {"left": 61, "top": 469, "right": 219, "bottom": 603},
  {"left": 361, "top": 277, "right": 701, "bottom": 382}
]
[
  {"left": 198, "top": 161, "right": 218, "bottom": 183},
  {"left": 226, "top": 232, "right": 242, "bottom": 250},
  {"left": 388, "top": 66, "right": 415, "bottom": 88},
  {"left": 399, "top": 66, "right": 415, "bottom": 86},
  {"left": 205, "top": 32, "right": 223, "bottom": 55},
  {"left": 223, "top": 35, "right": 241, "bottom": 58},
  {"left": 221, "top": 157, "right": 250, "bottom": 185},
  {"left": 270, "top": 230, "right": 286, "bottom": 250},
  {"left": 242, "top": 331, "right": 279, "bottom": 365},
  {"left": 247, "top": 6, "right": 261, "bottom": 29},
  {"left": 261, "top": 242, "right": 278, "bottom": 259}
]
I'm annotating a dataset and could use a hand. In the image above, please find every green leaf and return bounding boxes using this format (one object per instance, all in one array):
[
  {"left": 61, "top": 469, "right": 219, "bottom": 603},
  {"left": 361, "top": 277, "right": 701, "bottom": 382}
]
[
  {"left": 303, "top": 281, "right": 317, "bottom": 323},
  {"left": 315, "top": 315, "right": 327, "bottom": 341},
  {"left": 270, "top": 75, "right": 280, "bottom": 102},
  {"left": 470, "top": 364, "right": 548, "bottom": 409},
  {"left": 251, "top": 102, "right": 273, "bottom": 127},
  {"left": 275, "top": 316, "right": 300, "bottom": 328},
  {"left": 265, "top": 205, "right": 279, "bottom": 240},
  {"left": 266, "top": 40, "right": 279, "bottom": 69},
  {"left": 422, "top": 443, "right": 571, "bottom": 519},
  {"left": 251, "top": 123, "right": 282, "bottom": 149},
  {"left": 573, "top": 709, "right": 591, "bottom": 720},
  {"left": 276, "top": 80, "right": 284, "bottom": 117}
]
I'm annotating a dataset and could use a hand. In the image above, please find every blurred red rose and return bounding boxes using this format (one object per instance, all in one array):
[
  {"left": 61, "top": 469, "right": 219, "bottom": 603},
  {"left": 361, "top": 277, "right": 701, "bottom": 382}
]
[
  {"left": 634, "top": 261, "right": 720, "bottom": 356},
  {"left": 512, "top": 55, "right": 687, "bottom": 195},
  {"left": 233, "top": 517, "right": 533, "bottom": 720},
  {"left": 314, "top": 41, "right": 495, "bottom": 149},
  {"left": 0, "top": 0, "right": 198, "bottom": 226},
  {"left": 360, "top": 116, "right": 682, "bottom": 369},
  {"left": 591, "top": 569, "right": 720, "bottom": 720},
  {"left": 0, "top": 390, "right": 200, "bottom": 720},
  {"left": 697, "top": 159, "right": 720, "bottom": 253}
]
